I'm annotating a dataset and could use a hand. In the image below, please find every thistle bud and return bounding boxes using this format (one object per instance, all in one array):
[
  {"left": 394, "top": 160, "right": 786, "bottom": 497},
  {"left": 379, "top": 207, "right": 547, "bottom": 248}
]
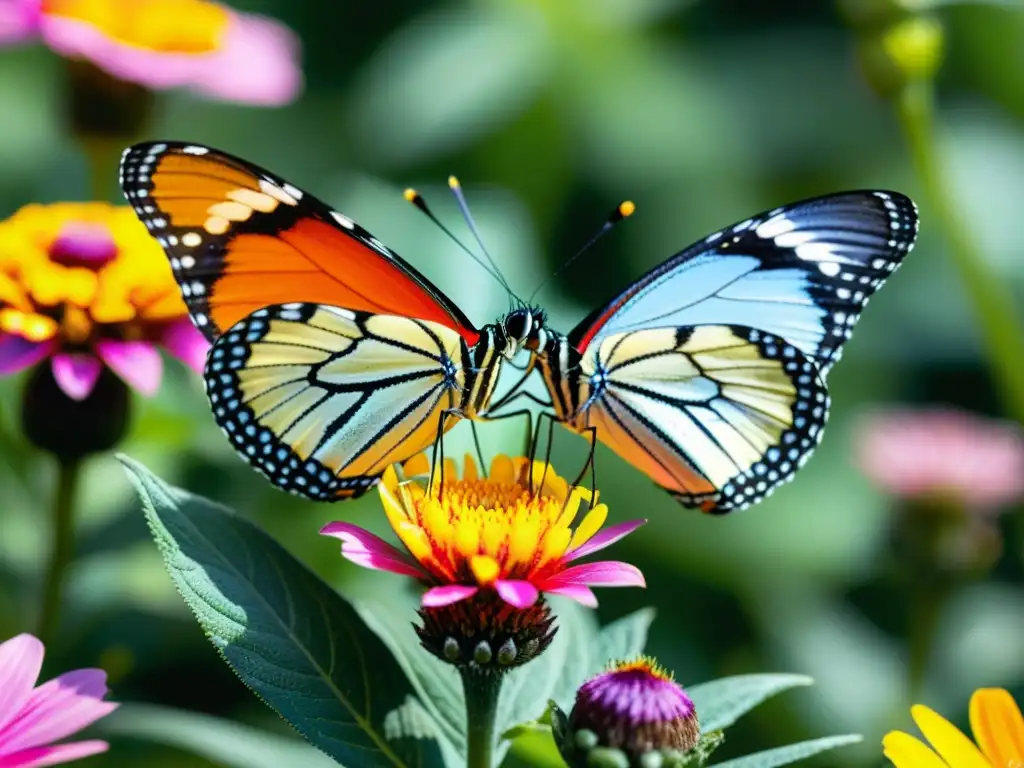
[{"left": 554, "top": 658, "right": 718, "bottom": 768}]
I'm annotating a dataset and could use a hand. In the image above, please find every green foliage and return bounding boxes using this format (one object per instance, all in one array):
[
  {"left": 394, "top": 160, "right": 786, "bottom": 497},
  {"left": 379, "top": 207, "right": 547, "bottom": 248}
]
[{"left": 120, "top": 456, "right": 444, "bottom": 768}]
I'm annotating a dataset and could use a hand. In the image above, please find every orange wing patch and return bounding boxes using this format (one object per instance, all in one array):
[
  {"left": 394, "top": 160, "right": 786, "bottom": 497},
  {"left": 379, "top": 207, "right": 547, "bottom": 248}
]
[{"left": 119, "top": 141, "right": 480, "bottom": 345}]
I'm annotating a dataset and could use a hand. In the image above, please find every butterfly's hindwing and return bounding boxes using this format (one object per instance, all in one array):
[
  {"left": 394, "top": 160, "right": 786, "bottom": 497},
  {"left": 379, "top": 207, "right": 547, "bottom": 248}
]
[
  {"left": 572, "top": 324, "right": 829, "bottom": 513},
  {"left": 205, "top": 303, "right": 468, "bottom": 501}
]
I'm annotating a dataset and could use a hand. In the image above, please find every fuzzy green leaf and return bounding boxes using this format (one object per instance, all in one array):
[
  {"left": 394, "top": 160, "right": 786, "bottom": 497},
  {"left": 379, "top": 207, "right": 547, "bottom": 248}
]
[
  {"left": 688, "top": 674, "right": 813, "bottom": 732},
  {"left": 120, "top": 456, "right": 442, "bottom": 768},
  {"left": 710, "top": 734, "right": 863, "bottom": 768}
]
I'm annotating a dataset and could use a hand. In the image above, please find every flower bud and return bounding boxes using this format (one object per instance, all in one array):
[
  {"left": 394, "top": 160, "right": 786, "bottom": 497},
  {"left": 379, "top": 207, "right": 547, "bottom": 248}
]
[
  {"left": 22, "top": 362, "right": 130, "bottom": 461},
  {"left": 856, "top": 16, "right": 944, "bottom": 99},
  {"left": 416, "top": 592, "right": 556, "bottom": 671},
  {"left": 555, "top": 658, "right": 709, "bottom": 768}
]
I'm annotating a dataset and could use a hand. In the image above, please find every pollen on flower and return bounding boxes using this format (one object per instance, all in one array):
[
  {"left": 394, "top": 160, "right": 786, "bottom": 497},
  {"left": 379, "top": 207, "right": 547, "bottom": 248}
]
[{"left": 321, "top": 452, "right": 646, "bottom": 671}]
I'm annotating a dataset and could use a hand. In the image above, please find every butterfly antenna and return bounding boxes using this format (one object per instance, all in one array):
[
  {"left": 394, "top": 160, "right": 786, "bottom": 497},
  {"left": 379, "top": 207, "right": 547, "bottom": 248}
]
[
  {"left": 447, "top": 176, "right": 519, "bottom": 301},
  {"left": 528, "top": 200, "right": 635, "bottom": 302},
  {"left": 403, "top": 187, "right": 505, "bottom": 286}
]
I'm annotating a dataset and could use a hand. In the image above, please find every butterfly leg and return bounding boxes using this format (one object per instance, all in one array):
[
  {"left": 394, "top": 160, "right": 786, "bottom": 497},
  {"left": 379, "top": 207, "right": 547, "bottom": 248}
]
[
  {"left": 429, "top": 407, "right": 464, "bottom": 496},
  {"left": 567, "top": 425, "right": 599, "bottom": 513},
  {"left": 530, "top": 412, "right": 559, "bottom": 496}
]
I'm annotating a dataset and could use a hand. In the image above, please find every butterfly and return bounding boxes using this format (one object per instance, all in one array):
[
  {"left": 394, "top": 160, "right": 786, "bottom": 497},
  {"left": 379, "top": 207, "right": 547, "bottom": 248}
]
[
  {"left": 118, "top": 141, "right": 537, "bottom": 500},
  {"left": 515, "top": 190, "right": 918, "bottom": 512},
  {"left": 119, "top": 140, "right": 918, "bottom": 514}
]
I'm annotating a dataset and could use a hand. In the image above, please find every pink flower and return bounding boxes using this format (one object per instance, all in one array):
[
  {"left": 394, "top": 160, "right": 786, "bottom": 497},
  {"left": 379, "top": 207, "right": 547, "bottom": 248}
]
[
  {"left": 321, "top": 453, "right": 646, "bottom": 611},
  {"left": 0, "top": 0, "right": 301, "bottom": 105},
  {"left": 0, "top": 633, "right": 118, "bottom": 767},
  {"left": 0, "top": 202, "right": 209, "bottom": 401},
  {"left": 855, "top": 408, "right": 1024, "bottom": 510},
  {"left": 323, "top": 454, "right": 646, "bottom": 669}
]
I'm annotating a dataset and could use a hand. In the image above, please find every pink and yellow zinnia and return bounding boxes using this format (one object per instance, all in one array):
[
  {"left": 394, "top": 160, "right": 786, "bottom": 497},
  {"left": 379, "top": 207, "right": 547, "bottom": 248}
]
[
  {"left": 0, "top": 633, "right": 118, "bottom": 766},
  {"left": 0, "top": 0, "right": 301, "bottom": 105},
  {"left": 0, "top": 202, "right": 208, "bottom": 400},
  {"left": 321, "top": 454, "right": 646, "bottom": 610},
  {"left": 884, "top": 688, "right": 1023, "bottom": 768}
]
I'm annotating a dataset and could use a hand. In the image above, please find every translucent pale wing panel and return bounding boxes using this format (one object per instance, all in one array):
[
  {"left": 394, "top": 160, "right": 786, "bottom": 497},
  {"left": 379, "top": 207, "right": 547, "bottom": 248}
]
[
  {"left": 572, "top": 191, "right": 918, "bottom": 375},
  {"left": 577, "top": 325, "right": 830, "bottom": 513},
  {"left": 205, "top": 304, "right": 467, "bottom": 501}
]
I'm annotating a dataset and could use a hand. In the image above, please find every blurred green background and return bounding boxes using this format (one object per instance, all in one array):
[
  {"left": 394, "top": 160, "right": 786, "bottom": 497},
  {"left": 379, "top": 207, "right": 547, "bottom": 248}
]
[{"left": 1, "top": 0, "right": 1023, "bottom": 766}]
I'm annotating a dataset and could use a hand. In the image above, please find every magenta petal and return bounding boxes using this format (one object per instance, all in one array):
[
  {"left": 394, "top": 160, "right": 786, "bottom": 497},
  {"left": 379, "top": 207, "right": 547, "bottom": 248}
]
[
  {"left": 94, "top": 339, "right": 162, "bottom": 396},
  {"left": 565, "top": 519, "right": 647, "bottom": 562},
  {"left": 159, "top": 318, "right": 209, "bottom": 373},
  {"left": 0, "top": 635, "right": 44, "bottom": 733},
  {"left": 319, "top": 522, "right": 424, "bottom": 578},
  {"left": 494, "top": 579, "right": 539, "bottom": 608},
  {"left": 0, "top": 739, "right": 110, "bottom": 767},
  {"left": 421, "top": 585, "right": 478, "bottom": 608},
  {"left": 50, "top": 354, "right": 102, "bottom": 401},
  {"left": 0, "top": 334, "right": 53, "bottom": 375},
  {"left": 540, "top": 561, "right": 646, "bottom": 590},
  {"left": 201, "top": 13, "right": 302, "bottom": 105},
  {"left": 0, "top": 669, "right": 117, "bottom": 754},
  {"left": 544, "top": 584, "right": 598, "bottom": 608},
  {"left": 0, "top": 0, "right": 41, "bottom": 45}
]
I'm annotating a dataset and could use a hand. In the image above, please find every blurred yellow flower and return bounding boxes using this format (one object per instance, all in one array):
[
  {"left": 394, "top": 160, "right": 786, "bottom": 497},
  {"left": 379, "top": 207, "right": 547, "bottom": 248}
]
[
  {"left": 0, "top": 202, "right": 207, "bottom": 400},
  {"left": 884, "top": 688, "right": 1023, "bottom": 768}
]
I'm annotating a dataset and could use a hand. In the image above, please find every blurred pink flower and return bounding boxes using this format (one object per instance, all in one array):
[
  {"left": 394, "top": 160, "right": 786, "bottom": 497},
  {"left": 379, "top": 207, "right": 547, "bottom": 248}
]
[
  {"left": 855, "top": 408, "right": 1024, "bottom": 509},
  {"left": 0, "top": 633, "right": 118, "bottom": 766},
  {"left": 0, "top": 0, "right": 301, "bottom": 105}
]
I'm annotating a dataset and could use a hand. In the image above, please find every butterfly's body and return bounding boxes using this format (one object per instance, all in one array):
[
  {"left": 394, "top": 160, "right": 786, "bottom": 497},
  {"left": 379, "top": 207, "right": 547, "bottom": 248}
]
[{"left": 120, "top": 140, "right": 917, "bottom": 513}]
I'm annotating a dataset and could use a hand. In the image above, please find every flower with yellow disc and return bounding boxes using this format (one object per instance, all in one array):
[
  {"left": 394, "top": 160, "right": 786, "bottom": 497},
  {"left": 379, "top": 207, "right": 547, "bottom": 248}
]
[
  {"left": 0, "top": 201, "right": 207, "bottom": 401},
  {"left": 321, "top": 453, "right": 646, "bottom": 669}
]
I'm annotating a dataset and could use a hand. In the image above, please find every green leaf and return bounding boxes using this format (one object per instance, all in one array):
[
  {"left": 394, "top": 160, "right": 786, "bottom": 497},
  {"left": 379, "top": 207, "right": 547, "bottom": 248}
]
[
  {"left": 688, "top": 674, "right": 813, "bottom": 732},
  {"left": 101, "top": 703, "right": 337, "bottom": 768},
  {"left": 120, "top": 456, "right": 443, "bottom": 768},
  {"left": 709, "top": 735, "right": 863, "bottom": 768},
  {"left": 592, "top": 608, "right": 656, "bottom": 670},
  {"left": 356, "top": 596, "right": 465, "bottom": 767}
]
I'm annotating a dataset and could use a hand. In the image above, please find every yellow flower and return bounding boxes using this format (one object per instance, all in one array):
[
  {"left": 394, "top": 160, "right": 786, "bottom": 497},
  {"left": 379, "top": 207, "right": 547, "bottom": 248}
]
[
  {"left": 0, "top": 202, "right": 207, "bottom": 400},
  {"left": 321, "top": 454, "right": 646, "bottom": 668},
  {"left": 884, "top": 688, "right": 1024, "bottom": 768}
]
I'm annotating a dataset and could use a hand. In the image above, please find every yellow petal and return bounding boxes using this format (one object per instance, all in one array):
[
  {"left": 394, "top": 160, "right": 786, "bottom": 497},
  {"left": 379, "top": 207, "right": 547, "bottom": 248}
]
[
  {"left": 423, "top": 499, "right": 453, "bottom": 548},
  {"left": 470, "top": 554, "right": 500, "bottom": 585},
  {"left": 403, "top": 453, "right": 431, "bottom": 478},
  {"left": 508, "top": 516, "right": 540, "bottom": 569},
  {"left": 381, "top": 465, "right": 400, "bottom": 494},
  {"left": 568, "top": 503, "right": 608, "bottom": 552},
  {"left": 490, "top": 454, "right": 514, "bottom": 485},
  {"left": 537, "top": 526, "right": 571, "bottom": 568},
  {"left": 453, "top": 517, "right": 480, "bottom": 559},
  {"left": 378, "top": 484, "right": 411, "bottom": 537},
  {"left": 555, "top": 489, "right": 582, "bottom": 528},
  {"left": 883, "top": 731, "right": 950, "bottom": 768},
  {"left": 394, "top": 520, "right": 432, "bottom": 564},
  {"left": 481, "top": 515, "right": 505, "bottom": 557},
  {"left": 463, "top": 453, "right": 478, "bottom": 481},
  {"left": 912, "top": 705, "right": 991, "bottom": 768},
  {"left": 970, "top": 689, "right": 1024, "bottom": 768}
]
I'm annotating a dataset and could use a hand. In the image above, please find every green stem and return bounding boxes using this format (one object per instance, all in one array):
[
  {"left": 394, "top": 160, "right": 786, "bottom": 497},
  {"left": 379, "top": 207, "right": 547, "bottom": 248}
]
[
  {"left": 895, "top": 81, "right": 1024, "bottom": 424},
  {"left": 37, "top": 458, "right": 81, "bottom": 645},
  {"left": 461, "top": 668, "right": 503, "bottom": 768},
  {"left": 906, "top": 581, "right": 949, "bottom": 702}
]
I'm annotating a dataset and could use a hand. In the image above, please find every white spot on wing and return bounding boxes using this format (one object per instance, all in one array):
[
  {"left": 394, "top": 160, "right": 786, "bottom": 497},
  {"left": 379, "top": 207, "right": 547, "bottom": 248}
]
[{"left": 331, "top": 211, "right": 355, "bottom": 229}]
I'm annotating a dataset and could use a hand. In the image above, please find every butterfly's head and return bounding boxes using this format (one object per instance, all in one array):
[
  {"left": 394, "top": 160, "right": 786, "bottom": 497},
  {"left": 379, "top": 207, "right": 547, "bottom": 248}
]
[{"left": 500, "top": 306, "right": 548, "bottom": 358}]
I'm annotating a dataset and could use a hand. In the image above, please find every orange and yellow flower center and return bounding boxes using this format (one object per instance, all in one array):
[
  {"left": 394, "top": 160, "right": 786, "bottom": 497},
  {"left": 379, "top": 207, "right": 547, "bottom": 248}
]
[
  {"left": 43, "top": 0, "right": 230, "bottom": 54},
  {"left": 0, "top": 202, "right": 187, "bottom": 346},
  {"left": 379, "top": 454, "right": 608, "bottom": 587},
  {"left": 610, "top": 656, "right": 675, "bottom": 683}
]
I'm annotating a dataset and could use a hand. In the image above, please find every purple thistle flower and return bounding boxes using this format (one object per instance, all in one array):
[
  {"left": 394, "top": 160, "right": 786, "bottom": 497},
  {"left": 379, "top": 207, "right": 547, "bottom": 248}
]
[{"left": 557, "top": 657, "right": 701, "bottom": 768}]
